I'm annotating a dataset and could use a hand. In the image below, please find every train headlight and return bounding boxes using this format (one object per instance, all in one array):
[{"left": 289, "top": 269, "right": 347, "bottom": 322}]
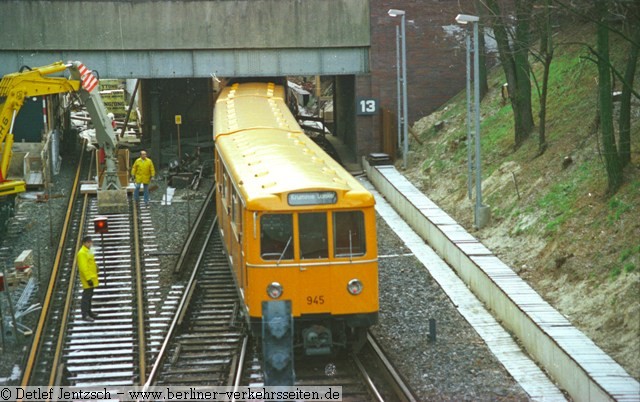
[
  {"left": 347, "top": 279, "right": 363, "bottom": 295},
  {"left": 267, "top": 282, "right": 283, "bottom": 299}
]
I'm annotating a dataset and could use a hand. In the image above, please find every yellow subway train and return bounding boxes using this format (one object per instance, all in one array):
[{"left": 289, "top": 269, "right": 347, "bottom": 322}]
[{"left": 213, "top": 82, "right": 378, "bottom": 355}]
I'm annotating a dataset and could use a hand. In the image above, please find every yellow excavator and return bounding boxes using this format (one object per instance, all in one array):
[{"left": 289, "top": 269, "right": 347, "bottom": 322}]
[{"left": 0, "top": 61, "right": 128, "bottom": 215}]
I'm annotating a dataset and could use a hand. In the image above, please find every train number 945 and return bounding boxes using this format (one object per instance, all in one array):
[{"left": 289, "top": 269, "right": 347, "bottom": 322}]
[{"left": 306, "top": 295, "right": 325, "bottom": 305}]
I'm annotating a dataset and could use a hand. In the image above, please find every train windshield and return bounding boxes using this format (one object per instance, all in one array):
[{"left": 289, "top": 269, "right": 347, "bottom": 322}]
[
  {"left": 261, "top": 214, "right": 294, "bottom": 261},
  {"left": 299, "top": 212, "right": 329, "bottom": 259},
  {"left": 333, "top": 211, "right": 366, "bottom": 257}
]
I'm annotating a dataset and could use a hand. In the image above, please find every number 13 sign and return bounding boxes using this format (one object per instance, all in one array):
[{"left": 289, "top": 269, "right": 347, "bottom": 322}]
[{"left": 356, "top": 98, "right": 378, "bottom": 115}]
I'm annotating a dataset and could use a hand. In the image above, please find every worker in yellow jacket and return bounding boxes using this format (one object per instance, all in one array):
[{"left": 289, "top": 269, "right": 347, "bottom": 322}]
[
  {"left": 131, "top": 150, "right": 156, "bottom": 206},
  {"left": 77, "top": 235, "right": 99, "bottom": 322}
]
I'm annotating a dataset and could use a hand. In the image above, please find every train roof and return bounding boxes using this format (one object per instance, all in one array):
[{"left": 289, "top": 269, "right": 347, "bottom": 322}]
[
  {"left": 214, "top": 82, "right": 374, "bottom": 211},
  {"left": 214, "top": 82, "right": 297, "bottom": 138}
]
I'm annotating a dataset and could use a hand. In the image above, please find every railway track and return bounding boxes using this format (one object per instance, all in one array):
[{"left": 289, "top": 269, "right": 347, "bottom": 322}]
[
  {"left": 20, "top": 149, "right": 150, "bottom": 387},
  {"left": 140, "top": 188, "right": 416, "bottom": 399},
  {"left": 238, "top": 334, "right": 417, "bottom": 401},
  {"left": 19, "top": 157, "right": 415, "bottom": 398},
  {"left": 60, "top": 199, "right": 147, "bottom": 386},
  {"left": 145, "top": 190, "right": 245, "bottom": 386}
]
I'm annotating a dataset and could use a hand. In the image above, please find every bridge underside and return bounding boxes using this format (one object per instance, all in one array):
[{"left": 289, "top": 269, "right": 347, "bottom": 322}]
[
  {"left": 0, "top": 0, "right": 370, "bottom": 78},
  {"left": 3, "top": 0, "right": 371, "bottom": 164},
  {"left": 0, "top": 49, "right": 368, "bottom": 78}
]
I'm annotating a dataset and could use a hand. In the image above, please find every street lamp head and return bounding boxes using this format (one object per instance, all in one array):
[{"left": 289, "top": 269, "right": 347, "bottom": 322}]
[
  {"left": 455, "top": 14, "right": 479, "bottom": 25},
  {"left": 388, "top": 9, "right": 405, "bottom": 17}
]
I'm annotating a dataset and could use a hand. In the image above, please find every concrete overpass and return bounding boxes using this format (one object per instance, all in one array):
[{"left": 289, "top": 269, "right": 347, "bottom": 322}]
[
  {"left": 4, "top": 0, "right": 476, "bottom": 166},
  {"left": 0, "top": 0, "right": 370, "bottom": 77}
]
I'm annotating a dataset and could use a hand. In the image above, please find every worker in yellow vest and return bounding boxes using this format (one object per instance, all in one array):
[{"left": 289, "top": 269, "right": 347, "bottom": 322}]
[
  {"left": 77, "top": 236, "right": 99, "bottom": 322},
  {"left": 131, "top": 150, "right": 156, "bottom": 207}
]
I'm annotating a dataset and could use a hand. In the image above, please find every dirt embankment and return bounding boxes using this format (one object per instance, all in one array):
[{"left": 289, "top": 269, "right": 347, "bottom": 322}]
[{"left": 401, "top": 29, "right": 639, "bottom": 379}]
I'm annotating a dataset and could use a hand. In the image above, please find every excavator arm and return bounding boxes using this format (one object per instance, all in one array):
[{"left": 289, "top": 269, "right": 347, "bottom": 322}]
[
  {"left": 0, "top": 62, "right": 81, "bottom": 195},
  {"left": 0, "top": 61, "right": 123, "bottom": 199}
]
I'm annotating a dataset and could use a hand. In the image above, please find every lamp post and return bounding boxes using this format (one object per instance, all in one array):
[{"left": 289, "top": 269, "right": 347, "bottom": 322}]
[
  {"left": 389, "top": 9, "right": 408, "bottom": 169},
  {"left": 395, "top": 25, "right": 402, "bottom": 155},
  {"left": 455, "top": 14, "right": 490, "bottom": 228},
  {"left": 464, "top": 28, "right": 473, "bottom": 201}
]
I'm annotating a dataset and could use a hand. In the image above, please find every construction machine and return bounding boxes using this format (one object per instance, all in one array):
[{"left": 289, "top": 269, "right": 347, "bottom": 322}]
[{"left": 0, "top": 61, "right": 128, "bottom": 215}]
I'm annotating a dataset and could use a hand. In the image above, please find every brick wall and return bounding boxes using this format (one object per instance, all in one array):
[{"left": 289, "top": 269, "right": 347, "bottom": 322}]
[{"left": 356, "top": 0, "right": 475, "bottom": 157}]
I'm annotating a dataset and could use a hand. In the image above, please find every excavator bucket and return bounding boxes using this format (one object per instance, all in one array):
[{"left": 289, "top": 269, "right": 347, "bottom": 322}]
[
  {"left": 95, "top": 148, "right": 131, "bottom": 214},
  {"left": 97, "top": 189, "right": 129, "bottom": 214}
]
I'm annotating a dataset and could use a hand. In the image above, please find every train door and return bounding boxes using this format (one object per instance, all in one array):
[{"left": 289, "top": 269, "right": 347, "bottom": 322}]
[{"left": 296, "top": 211, "right": 332, "bottom": 315}]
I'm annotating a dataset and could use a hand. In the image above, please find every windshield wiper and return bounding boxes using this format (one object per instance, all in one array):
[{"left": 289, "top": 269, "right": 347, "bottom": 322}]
[
  {"left": 277, "top": 236, "right": 292, "bottom": 265},
  {"left": 349, "top": 230, "right": 353, "bottom": 263}
]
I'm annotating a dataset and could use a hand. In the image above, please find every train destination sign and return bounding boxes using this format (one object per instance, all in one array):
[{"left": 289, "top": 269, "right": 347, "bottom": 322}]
[{"left": 288, "top": 191, "right": 337, "bottom": 206}]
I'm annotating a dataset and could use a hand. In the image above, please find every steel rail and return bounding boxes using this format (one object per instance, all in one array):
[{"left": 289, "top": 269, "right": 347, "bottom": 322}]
[
  {"left": 364, "top": 333, "right": 418, "bottom": 402},
  {"left": 142, "top": 215, "right": 218, "bottom": 388},
  {"left": 133, "top": 202, "right": 146, "bottom": 383},
  {"left": 230, "top": 336, "right": 248, "bottom": 402},
  {"left": 353, "top": 353, "right": 384, "bottom": 402},
  {"left": 48, "top": 190, "right": 90, "bottom": 386},
  {"left": 20, "top": 144, "right": 87, "bottom": 387},
  {"left": 173, "top": 187, "right": 215, "bottom": 274}
]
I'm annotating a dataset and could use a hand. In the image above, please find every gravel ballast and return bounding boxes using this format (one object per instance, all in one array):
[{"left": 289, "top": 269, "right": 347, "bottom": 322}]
[
  {"left": 372, "top": 217, "right": 530, "bottom": 400},
  {"left": 3, "top": 149, "right": 531, "bottom": 399}
]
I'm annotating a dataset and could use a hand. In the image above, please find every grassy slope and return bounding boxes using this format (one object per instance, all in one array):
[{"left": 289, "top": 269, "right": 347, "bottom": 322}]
[{"left": 405, "top": 25, "right": 639, "bottom": 379}]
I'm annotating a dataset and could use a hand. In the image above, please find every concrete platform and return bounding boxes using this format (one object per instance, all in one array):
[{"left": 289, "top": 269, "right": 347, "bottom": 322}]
[
  {"left": 363, "top": 178, "right": 565, "bottom": 401},
  {"left": 364, "top": 160, "right": 640, "bottom": 402}
]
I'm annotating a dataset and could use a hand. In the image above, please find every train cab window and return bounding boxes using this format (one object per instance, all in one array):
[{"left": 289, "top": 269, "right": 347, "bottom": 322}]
[
  {"left": 333, "top": 211, "right": 366, "bottom": 257},
  {"left": 261, "top": 214, "right": 294, "bottom": 261},
  {"left": 299, "top": 213, "right": 328, "bottom": 259}
]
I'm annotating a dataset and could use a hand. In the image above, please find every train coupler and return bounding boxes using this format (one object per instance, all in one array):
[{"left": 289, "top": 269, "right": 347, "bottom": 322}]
[{"left": 303, "top": 325, "right": 332, "bottom": 356}]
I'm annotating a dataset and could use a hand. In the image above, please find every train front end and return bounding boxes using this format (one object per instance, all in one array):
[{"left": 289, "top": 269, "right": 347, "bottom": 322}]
[{"left": 244, "top": 187, "right": 379, "bottom": 355}]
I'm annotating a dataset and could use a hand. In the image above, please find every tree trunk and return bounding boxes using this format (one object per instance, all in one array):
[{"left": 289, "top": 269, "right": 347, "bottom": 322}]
[
  {"left": 475, "top": 0, "right": 489, "bottom": 100},
  {"left": 484, "top": 0, "right": 535, "bottom": 148},
  {"left": 513, "top": 0, "right": 535, "bottom": 146},
  {"left": 596, "top": 0, "right": 623, "bottom": 192},
  {"left": 619, "top": 9, "right": 640, "bottom": 167},
  {"left": 538, "top": 0, "right": 554, "bottom": 155}
]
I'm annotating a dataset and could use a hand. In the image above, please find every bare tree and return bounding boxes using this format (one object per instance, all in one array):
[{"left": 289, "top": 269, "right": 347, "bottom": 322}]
[
  {"left": 475, "top": 0, "right": 490, "bottom": 100},
  {"left": 618, "top": 2, "right": 639, "bottom": 167},
  {"left": 530, "top": 0, "right": 555, "bottom": 155},
  {"left": 552, "top": 0, "right": 639, "bottom": 190},
  {"left": 595, "top": 0, "right": 623, "bottom": 192},
  {"left": 484, "top": 0, "right": 536, "bottom": 147}
]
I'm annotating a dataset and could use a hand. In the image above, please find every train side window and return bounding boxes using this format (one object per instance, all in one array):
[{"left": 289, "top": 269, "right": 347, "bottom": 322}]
[
  {"left": 230, "top": 194, "right": 237, "bottom": 232},
  {"left": 222, "top": 174, "right": 228, "bottom": 200},
  {"left": 223, "top": 174, "right": 231, "bottom": 214},
  {"left": 261, "top": 214, "right": 294, "bottom": 261},
  {"left": 232, "top": 194, "right": 242, "bottom": 235},
  {"left": 299, "top": 213, "right": 328, "bottom": 259},
  {"left": 333, "top": 211, "right": 366, "bottom": 257}
]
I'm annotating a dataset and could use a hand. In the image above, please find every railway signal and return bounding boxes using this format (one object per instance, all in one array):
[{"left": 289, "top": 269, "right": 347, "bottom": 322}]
[
  {"left": 93, "top": 216, "right": 109, "bottom": 234},
  {"left": 93, "top": 216, "right": 108, "bottom": 286}
]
